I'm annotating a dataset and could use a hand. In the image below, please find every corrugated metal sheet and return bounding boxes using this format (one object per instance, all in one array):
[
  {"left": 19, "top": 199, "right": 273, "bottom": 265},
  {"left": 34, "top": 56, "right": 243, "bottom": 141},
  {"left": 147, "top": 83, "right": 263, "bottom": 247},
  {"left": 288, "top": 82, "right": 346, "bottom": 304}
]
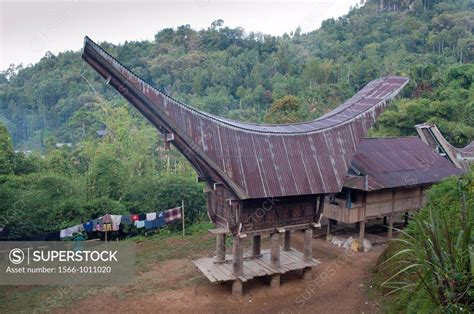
[
  {"left": 344, "top": 137, "right": 464, "bottom": 191},
  {"left": 416, "top": 123, "right": 474, "bottom": 171},
  {"left": 461, "top": 141, "right": 474, "bottom": 156},
  {"left": 82, "top": 36, "right": 409, "bottom": 199}
]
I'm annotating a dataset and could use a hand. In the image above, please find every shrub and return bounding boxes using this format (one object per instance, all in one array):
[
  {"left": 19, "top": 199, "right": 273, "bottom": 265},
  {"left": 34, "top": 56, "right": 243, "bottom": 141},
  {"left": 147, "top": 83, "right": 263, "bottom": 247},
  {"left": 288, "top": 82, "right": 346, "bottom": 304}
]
[{"left": 378, "top": 171, "right": 474, "bottom": 313}]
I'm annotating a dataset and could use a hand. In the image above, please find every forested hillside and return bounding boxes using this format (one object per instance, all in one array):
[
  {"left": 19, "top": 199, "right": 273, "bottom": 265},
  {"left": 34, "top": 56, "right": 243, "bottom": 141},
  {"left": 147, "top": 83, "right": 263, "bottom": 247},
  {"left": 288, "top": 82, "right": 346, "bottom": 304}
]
[
  {"left": 0, "top": 0, "right": 473, "bottom": 240},
  {"left": 1, "top": 0, "right": 473, "bottom": 150}
]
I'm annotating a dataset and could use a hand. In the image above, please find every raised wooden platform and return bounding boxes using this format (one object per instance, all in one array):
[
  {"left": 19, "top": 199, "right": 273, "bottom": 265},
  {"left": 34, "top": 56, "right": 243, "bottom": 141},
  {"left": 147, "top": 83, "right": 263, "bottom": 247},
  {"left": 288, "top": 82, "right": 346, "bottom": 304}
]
[{"left": 194, "top": 247, "right": 320, "bottom": 283}]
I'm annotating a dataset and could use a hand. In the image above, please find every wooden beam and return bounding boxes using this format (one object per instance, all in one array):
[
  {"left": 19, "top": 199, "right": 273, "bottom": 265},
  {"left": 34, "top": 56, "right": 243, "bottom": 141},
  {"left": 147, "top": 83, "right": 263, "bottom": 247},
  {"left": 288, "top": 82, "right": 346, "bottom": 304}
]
[
  {"left": 283, "top": 231, "right": 291, "bottom": 251},
  {"left": 208, "top": 228, "right": 230, "bottom": 235},
  {"left": 317, "top": 195, "right": 325, "bottom": 221},
  {"left": 358, "top": 220, "right": 365, "bottom": 249},
  {"left": 252, "top": 235, "right": 261, "bottom": 257},
  {"left": 232, "top": 279, "right": 243, "bottom": 297},
  {"left": 215, "top": 233, "right": 226, "bottom": 263},
  {"left": 388, "top": 214, "right": 393, "bottom": 240},
  {"left": 232, "top": 235, "right": 243, "bottom": 276},
  {"left": 270, "top": 232, "right": 280, "bottom": 288},
  {"left": 303, "top": 228, "right": 313, "bottom": 263},
  {"left": 303, "top": 228, "right": 313, "bottom": 280},
  {"left": 241, "top": 223, "right": 313, "bottom": 237},
  {"left": 270, "top": 274, "right": 281, "bottom": 288},
  {"left": 303, "top": 267, "right": 312, "bottom": 280},
  {"left": 388, "top": 189, "right": 395, "bottom": 240},
  {"left": 270, "top": 233, "right": 280, "bottom": 268},
  {"left": 226, "top": 199, "right": 239, "bottom": 205},
  {"left": 358, "top": 203, "right": 366, "bottom": 250}
]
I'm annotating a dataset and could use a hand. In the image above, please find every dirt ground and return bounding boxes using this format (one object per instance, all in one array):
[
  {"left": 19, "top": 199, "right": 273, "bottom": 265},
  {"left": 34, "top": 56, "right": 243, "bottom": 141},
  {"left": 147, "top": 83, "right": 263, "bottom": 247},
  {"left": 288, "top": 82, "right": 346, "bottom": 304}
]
[{"left": 55, "top": 233, "right": 385, "bottom": 314}]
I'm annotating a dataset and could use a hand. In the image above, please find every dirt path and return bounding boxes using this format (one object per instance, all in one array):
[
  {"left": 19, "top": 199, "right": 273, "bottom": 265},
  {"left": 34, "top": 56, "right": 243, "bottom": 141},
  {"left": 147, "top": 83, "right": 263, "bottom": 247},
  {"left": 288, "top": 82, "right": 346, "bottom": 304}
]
[{"left": 56, "top": 233, "right": 384, "bottom": 314}]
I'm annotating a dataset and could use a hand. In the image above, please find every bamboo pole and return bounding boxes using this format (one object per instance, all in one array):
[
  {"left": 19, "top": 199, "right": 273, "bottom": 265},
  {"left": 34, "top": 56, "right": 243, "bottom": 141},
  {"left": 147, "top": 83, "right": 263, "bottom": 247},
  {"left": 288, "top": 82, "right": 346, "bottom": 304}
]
[
  {"left": 105, "top": 213, "right": 108, "bottom": 243},
  {"left": 182, "top": 200, "right": 185, "bottom": 237}
]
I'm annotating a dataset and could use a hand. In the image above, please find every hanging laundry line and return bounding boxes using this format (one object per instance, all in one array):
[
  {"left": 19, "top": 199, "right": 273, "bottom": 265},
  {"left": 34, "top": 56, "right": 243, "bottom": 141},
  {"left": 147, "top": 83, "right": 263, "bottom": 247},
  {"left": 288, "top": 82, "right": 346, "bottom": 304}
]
[{"left": 59, "top": 204, "right": 184, "bottom": 239}]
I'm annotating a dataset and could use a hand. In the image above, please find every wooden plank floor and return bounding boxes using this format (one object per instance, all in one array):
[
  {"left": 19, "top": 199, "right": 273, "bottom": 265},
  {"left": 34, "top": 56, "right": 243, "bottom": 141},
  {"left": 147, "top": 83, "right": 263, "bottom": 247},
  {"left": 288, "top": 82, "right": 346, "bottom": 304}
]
[{"left": 193, "top": 247, "right": 321, "bottom": 283}]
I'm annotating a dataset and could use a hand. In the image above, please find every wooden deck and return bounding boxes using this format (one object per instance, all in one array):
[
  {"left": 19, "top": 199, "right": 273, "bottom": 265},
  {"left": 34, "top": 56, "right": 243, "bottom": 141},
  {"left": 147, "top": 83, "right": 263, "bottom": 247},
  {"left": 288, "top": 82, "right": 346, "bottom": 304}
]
[{"left": 194, "top": 247, "right": 320, "bottom": 283}]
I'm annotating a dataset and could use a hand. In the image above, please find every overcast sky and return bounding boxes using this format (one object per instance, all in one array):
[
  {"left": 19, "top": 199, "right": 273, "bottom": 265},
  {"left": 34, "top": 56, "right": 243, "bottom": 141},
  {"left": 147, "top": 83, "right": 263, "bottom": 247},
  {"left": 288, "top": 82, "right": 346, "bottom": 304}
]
[{"left": 0, "top": 0, "right": 360, "bottom": 71}]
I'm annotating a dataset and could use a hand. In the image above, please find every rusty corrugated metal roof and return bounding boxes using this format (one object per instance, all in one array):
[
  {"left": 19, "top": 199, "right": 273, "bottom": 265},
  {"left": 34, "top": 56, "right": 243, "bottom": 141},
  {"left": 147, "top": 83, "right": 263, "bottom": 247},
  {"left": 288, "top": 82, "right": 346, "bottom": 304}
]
[
  {"left": 82, "top": 36, "right": 409, "bottom": 199},
  {"left": 461, "top": 141, "right": 474, "bottom": 156},
  {"left": 344, "top": 137, "right": 464, "bottom": 191},
  {"left": 416, "top": 123, "right": 474, "bottom": 171}
]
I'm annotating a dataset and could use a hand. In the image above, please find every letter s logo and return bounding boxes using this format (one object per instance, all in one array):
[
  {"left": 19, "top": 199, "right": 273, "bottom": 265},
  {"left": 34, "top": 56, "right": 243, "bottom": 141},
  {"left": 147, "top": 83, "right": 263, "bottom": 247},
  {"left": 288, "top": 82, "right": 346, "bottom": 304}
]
[{"left": 9, "top": 248, "right": 25, "bottom": 264}]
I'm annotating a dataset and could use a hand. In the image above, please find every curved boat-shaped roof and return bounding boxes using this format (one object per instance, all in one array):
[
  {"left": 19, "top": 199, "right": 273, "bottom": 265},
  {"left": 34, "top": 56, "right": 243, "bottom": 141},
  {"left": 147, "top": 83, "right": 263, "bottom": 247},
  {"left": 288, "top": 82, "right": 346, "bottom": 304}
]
[
  {"left": 82, "top": 36, "right": 409, "bottom": 199},
  {"left": 416, "top": 123, "right": 474, "bottom": 171}
]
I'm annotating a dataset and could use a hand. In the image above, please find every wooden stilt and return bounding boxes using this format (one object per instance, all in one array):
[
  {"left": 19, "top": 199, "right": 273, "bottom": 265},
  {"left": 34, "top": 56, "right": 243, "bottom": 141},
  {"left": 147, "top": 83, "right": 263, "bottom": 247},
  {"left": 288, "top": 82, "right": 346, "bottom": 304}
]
[
  {"left": 232, "top": 235, "right": 243, "bottom": 276},
  {"left": 232, "top": 279, "right": 243, "bottom": 296},
  {"left": 326, "top": 219, "right": 331, "bottom": 237},
  {"left": 302, "top": 228, "right": 313, "bottom": 280},
  {"left": 252, "top": 235, "right": 261, "bottom": 257},
  {"left": 404, "top": 212, "right": 409, "bottom": 226},
  {"left": 359, "top": 219, "right": 365, "bottom": 252},
  {"left": 215, "top": 233, "right": 226, "bottom": 263},
  {"left": 232, "top": 235, "right": 244, "bottom": 296},
  {"left": 303, "top": 228, "right": 313, "bottom": 263},
  {"left": 270, "top": 274, "right": 281, "bottom": 288},
  {"left": 283, "top": 230, "right": 291, "bottom": 251},
  {"left": 270, "top": 233, "right": 280, "bottom": 268},
  {"left": 270, "top": 233, "right": 280, "bottom": 288},
  {"left": 383, "top": 216, "right": 387, "bottom": 225},
  {"left": 303, "top": 267, "right": 312, "bottom": 280},
  {"left": 388, "top": 214, "right": 393, "bottom": 240}
]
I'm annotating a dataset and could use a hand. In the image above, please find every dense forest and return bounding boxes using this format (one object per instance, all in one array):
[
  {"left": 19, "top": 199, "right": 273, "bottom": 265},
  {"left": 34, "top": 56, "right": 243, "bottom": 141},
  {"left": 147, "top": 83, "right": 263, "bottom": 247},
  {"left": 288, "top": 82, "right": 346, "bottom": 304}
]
[{"left": 1, "top": 0, "right": 473, "bottom": 151}]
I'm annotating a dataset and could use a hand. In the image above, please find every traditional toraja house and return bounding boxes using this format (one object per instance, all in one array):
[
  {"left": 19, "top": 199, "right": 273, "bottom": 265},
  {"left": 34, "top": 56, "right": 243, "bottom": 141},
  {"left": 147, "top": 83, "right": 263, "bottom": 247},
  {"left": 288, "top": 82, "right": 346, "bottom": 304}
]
[
  {"left": 416, "top": 123, "right": 474, "bottom": 171},
  {"left": 324, "top": 136, "right": 464, "bottom": 244},
  {"left": 82, "top": 36, "right": 409, "bottom": 295}
]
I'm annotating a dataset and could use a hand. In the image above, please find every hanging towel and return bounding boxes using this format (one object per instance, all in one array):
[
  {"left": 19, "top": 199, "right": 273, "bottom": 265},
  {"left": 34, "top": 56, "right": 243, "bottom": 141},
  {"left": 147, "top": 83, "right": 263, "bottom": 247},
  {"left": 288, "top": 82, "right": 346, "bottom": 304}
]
[
  {"left": 138, "top": 213, "right": 146, "bottom": 221},
  {"left": 146, "top": 212, "right": 156, "bottom": 221},
  {"left": 92, "top": 218, "right": 99, "bottom": 230},
  {"left": 121, "top": 215, "right": 132, "bottom": 225},
  {"left": 164, "top": 207, "right": 182, "bottom": 223},
  {"left": 131, "top": 214, "right": 139, "bottom": 222},
  {"left": 83, "top": 221, "right": 94, "bottom": 233},
  {"left": 94, "top": 217, "right": 103, "bottom": 231},
  {"left": 102, "top": 214, "right": 112, "bottom": 224},
  {"left": 145, "top": 220, "right": 156, "bottom": 230},
  {"left": 60, "top": 225, "right": 80, "bottom": 238},
  {"left": 69, "top": 225, "right": 80, "bottom": 236},
  {"left": 111, "top": 215, "right": 122, "bottom": 231},
  {"left": 156, "top": 211, "right": 165, "bottom": 228},
  {"left": 134, "top": 220, "right": 145, "bottom": 229},
  {"left": 102, "top": 223, "right": 113, "bottom": 232}
]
